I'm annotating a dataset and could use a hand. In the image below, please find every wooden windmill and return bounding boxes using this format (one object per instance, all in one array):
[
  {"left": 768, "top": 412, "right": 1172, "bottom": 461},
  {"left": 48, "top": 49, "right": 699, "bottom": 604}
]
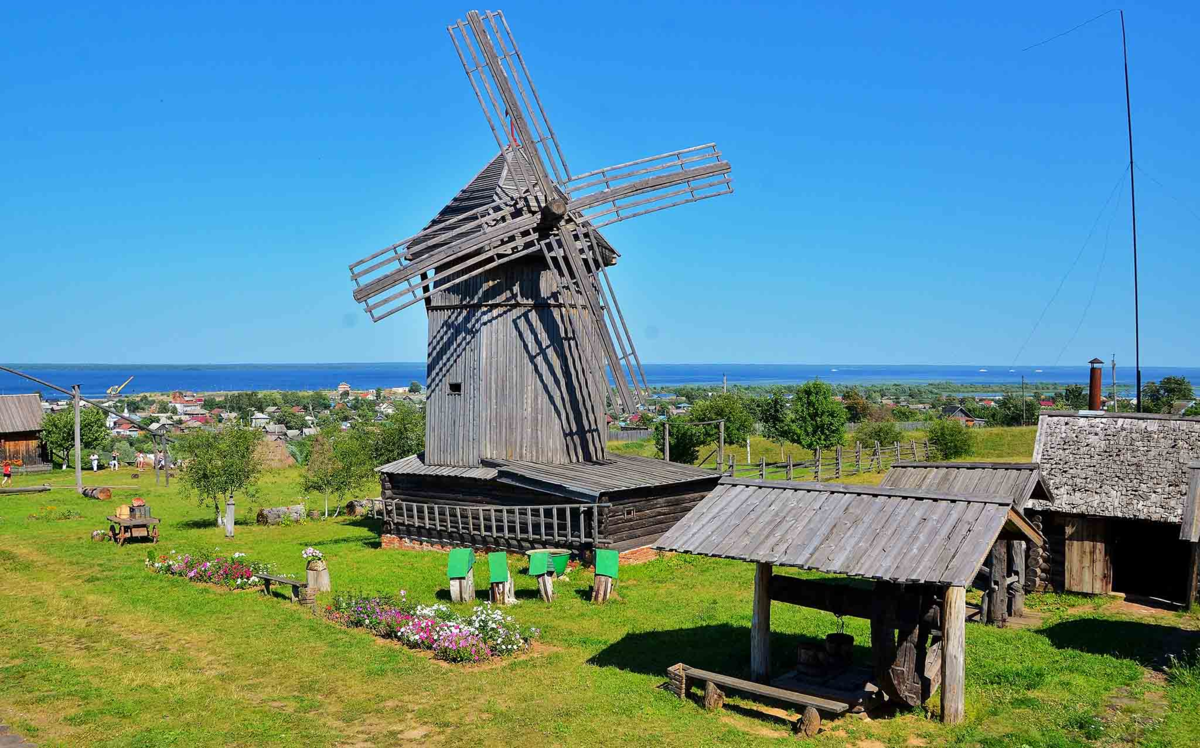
[{"left": 349, "top": 9, "right": 733, "bottom": 468}]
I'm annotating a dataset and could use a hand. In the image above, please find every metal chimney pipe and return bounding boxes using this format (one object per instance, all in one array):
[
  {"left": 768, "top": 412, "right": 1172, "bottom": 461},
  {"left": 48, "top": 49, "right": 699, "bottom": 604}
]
[{"left": 1088, "top": 358, "right": 1104, "bottom": 411}]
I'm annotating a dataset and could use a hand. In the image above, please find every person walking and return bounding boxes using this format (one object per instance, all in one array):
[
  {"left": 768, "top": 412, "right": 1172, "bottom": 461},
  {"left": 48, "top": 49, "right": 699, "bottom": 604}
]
[
  {"left": 135, "top": 452, "right": 144, "bottom": 470},
  {"left": 110, "top": 450, "right": 120, "bottom": 471},
  {"left": 2, "top": 460, "right": 11, "bottom": 487},
  {"left": 90, "top": 452, "right": 99, "bottom": 472}
]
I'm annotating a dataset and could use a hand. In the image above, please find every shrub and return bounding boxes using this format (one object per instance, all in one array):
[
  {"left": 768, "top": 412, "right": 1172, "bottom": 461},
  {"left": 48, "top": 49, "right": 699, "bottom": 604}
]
[
  {"left": 852, "top": 420, "right": 903, "bottom": 447},
  {"left": 928, "top": 419, "right": 973, "bottom": 459}
]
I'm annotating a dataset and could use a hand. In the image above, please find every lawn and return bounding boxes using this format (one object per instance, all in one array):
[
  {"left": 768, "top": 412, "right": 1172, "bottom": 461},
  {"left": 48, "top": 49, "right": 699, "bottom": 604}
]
[{"left": 2, "top": 459, "right": 1198, "bottom": 747}]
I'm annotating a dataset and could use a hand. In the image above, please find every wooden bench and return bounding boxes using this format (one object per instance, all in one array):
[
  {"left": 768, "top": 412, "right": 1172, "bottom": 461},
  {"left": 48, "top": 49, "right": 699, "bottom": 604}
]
[
  {"left": 667, "top": 664, "right": 851, "bottom": 714},
  {"left": 258, "top": 572, "right": 309, "bottom": 603}
]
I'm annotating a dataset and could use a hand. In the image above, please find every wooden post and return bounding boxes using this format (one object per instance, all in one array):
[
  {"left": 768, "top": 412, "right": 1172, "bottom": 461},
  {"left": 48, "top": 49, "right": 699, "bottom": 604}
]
[
  {"left": 836, "top": 445, "right": 842, "bottom": 479},
  {"left": 924, "top": 438, "right": 931, "bottom": 459},
  {"left": 718, "top": 420, "right": 725, "bottom": 469},
  {"left": 1010, "top": 540, "right": 1026, "bottom": 617},
  {"left": 727, "top": 455, "right": 733, "bottom": 476},
  {"left": 910, "top": 439, "right": 918, "bottom": 460},
  {"left": 663, "top": 421, "right": 670, "bottom": 462},
  {"left": 787, "top": 455, "right": 793, "bottom": 481},
  {"left": 73, "top": 384, "right": 82, "bottom": 494},
  {"left": 307, "top": 560, "right": 331, "bottom": 593},
  {"left": 874, "top": 441, "right": 882, "bottom": 471},
  {"left": 895, "top": 441, "right": 901, "bottom": 464},
  {"left": 746, "top": 436, "right": 750, "bottom": 464},
  {"left": 941, "top": 586, "right": 966, "bottom": 724},
  {"left": 815, "top": 448, "right": 821, "bottom": 481},
  {"left": 1187, "top": 543, "right": 1200, "bottom": 610},
  {"left": 224, "top": 495, "right": 235, "bottom": 538},
  {"left": 856, "top": 442, "right": 862, "bottom": 474},
  {"left": 988, "top": 542, "right": 1007, "bottom": 627},
  {"left": 751, "top": 562, "right": 772, "bottom": 683},
  {"left": 759, "top": 457, "right": 765, "bottom": 480},
  {"left": 164, "top": 443, "right": 170, "bottom": 487}
]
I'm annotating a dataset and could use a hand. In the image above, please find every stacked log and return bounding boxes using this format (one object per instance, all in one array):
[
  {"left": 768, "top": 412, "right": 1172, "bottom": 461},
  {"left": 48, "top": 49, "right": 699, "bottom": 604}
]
[
  {"left": 82, "top": 487, "right": 112, "bottom": 500},
  {"left": 256, "top": 505, "right": 306, "bottom": 525},
  {"left": 665, "top": 663, "right": 687, "bottom": 698},
  {"left": 1027, "top": 514, "right": 1051, "bottom": 592}
]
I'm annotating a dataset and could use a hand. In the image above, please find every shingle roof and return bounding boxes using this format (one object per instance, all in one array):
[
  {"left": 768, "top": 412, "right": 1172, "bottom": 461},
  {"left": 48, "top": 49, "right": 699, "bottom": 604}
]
[
  {"left": 881, "top": 462, "right": 1053, "bottom": 510},
  {"left": 0, "top": 394, "right": 44, "bottom": 434},
  {"left": 377, "top": 453, "right": 500, "bottom": 481},
  {"left": 655, "top": 477, "right": 1043, "bottom": 587}
]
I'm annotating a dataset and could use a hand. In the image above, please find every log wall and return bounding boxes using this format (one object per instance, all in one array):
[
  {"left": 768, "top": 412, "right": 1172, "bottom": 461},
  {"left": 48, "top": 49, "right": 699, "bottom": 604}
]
[
  {"left": 0, "top": 432, "right": 47, "bottom": 466},
  {"left": 600, "top": 481, "right": 717, "bottom": 545}
]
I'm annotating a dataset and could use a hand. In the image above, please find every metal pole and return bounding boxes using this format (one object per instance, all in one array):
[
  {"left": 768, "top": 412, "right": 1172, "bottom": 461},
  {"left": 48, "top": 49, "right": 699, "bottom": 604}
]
[
  {"left": 73, "top": 384, "right": 82, "bottom": 494},
  {"left": 1120, "top": 11, "right": 1142, "bottom": 412},
  {"left": 1111, "top": 354, "right": 1118, "bottom": 412}
]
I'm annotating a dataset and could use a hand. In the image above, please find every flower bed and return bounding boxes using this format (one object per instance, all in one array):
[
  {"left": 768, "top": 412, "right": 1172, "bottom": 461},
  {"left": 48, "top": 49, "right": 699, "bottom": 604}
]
[
  {"left": 325, "top": 592, "right": 538, "bottom": 664},
  {"left": 146, "top": 549, "right": 274, "bottom": 589}
]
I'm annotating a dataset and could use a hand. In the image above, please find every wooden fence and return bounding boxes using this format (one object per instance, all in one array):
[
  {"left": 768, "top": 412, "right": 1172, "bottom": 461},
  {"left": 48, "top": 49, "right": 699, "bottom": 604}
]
[
  {"left": 845, "top": 421, "right": 930, "bottom": 432},
  {"left": 375, "top": 500, "right": 607, "bottom": 549},
  {"left": 608, "top": 428, "right": 653, "bottom": 442},
  {"left": 696, "top": 439, "right": 936, "bottom": 482}
]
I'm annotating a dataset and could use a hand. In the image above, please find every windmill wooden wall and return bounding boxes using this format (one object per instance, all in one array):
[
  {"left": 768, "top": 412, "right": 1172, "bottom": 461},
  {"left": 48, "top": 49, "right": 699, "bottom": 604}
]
[{"left": 425, "top": 256, "right": 608, "bottom": 466}]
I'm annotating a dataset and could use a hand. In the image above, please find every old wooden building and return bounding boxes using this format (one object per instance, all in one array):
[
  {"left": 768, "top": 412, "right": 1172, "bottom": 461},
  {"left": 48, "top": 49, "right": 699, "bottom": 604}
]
[
  {"left": 655, "top": 477, "right": 1043, "bottom": 723},
  {"left": 0, "top": 394, "right": 46, "bottom": 468},
  {"left": 1029, "top": 411, "right": 1200, "bottom": 604}
]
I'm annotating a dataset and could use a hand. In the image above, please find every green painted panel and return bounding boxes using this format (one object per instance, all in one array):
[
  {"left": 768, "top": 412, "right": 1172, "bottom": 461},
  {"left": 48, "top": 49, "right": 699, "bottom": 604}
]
[
  {"left": 488, "top": 552, "right": 509, "bottom": 584},
  {"left": 595, "top": 549, "right": 619, "bottom": 579},
  {"left": 447, "top": 548, "right": 474, "bottom": 579},
  {"left": 528, "top": 551, "right": 549, "bottom": 576}
]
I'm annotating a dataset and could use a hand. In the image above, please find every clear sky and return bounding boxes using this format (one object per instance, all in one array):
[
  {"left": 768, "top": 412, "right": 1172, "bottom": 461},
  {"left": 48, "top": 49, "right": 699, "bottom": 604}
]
[{"left": 3, "top": 2, "right": 1198, "bottom": 366}]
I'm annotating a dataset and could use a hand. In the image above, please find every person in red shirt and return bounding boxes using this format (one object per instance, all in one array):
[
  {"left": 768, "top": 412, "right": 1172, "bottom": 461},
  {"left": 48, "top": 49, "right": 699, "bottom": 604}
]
[{"left": 2, "top": 460, "right": 11, "bottom": 487}]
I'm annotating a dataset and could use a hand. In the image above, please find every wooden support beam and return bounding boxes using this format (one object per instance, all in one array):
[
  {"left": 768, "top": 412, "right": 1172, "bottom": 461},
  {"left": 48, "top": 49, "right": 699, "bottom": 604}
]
[
  {"left": 769, "top": 575, "right": 933, "bottom": 628},
  {"left": 751, "top": 562, "right": 772, "bottom": 683},
  {"left": 988, "top": 542, "right": 1007, "bottom": 627},
  {"left": 941, "top": 586, "right": 966, "bottom": 724},
  {"left": 73, "top": 384, "right": 82, "bottom": 494},
  {"left": 1010, "top": 540, "right": 1026, "bottom": 617},
  {"left": 1187, "top": 542, "right": 1200, "bottom": 610}
]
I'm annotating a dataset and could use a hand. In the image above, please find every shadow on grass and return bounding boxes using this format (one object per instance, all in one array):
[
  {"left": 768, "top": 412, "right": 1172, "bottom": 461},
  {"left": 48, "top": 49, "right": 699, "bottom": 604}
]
[
  {"left": 1039, "top": 617, "right": 1200, "bottom": 667},
  {"left": 588, "top": 624, "right": 871, "bottom": 682}
]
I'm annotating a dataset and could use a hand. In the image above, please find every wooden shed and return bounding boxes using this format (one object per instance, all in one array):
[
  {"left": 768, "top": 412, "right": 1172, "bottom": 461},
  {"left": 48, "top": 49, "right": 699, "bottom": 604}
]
[
  {"left": 1031, "top": 411, "right": 1200, "bottom": 604},
  {"left": 655, "top": 477, "right": 1043, "bottom": 723},
  {"left": 0, "top": 394, "right": 47, "bottom": 468},
  {"left": 881, "top": 462, "right": 1055, "bottom": 625},
  {"left": 373, "top": 452, "right": 719, "bottom": 552}
]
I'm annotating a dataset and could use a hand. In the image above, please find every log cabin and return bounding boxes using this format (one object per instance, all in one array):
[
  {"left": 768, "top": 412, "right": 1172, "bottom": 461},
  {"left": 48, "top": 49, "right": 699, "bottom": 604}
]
[
  {"left": 1028, "top": 410, "right": 1200, "bottom": 606},
  {"left": 0, "top": 394, "right": 47, "bottom": 469}
]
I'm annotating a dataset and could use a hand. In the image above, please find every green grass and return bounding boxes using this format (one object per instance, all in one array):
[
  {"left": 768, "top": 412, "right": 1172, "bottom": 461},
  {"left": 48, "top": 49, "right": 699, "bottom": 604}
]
[{"left": 2, "top": 461, "right": 1197, "bottom": 746}]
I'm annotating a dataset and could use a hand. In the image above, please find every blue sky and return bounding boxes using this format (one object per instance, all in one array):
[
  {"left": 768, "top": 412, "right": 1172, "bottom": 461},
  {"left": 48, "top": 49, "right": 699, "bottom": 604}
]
[{"left": 3, "top": 2, "right": 1198, "bottom": 366}]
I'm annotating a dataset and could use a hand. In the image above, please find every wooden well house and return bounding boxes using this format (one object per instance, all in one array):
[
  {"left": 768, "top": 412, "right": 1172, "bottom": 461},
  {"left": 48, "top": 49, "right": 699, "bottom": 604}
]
[
  {"left": 0, "top": 394, "right": 47, "bottom": 469},
  {"left": 655, "top": 477, "right": 1044, "bottom": 723},
  {"left": 1029, "top": 410, "right": 1200, "bottom": 605},
  {"left": 881, "top": 462, "right": 1054, "bottom": 626}
]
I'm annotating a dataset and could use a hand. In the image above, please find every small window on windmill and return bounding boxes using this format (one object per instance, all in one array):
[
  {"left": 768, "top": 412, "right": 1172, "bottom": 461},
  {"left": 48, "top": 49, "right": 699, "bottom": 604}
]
[
  {"left": 624, "top": 508, "right": 635, "bottom": 519},
  {"left": 448, "top": 382, "right": 463, "bottom": 396}
]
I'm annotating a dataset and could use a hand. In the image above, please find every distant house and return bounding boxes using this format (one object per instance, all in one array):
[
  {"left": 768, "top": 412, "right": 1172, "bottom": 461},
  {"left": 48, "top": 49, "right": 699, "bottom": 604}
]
[
  {"left": 264, "top": 424, "right": 288, "bottom": 440},
  {"left": 265, "top": 406, "right": 280, "bottom": 415},
  {"left": 1030, "top": 411, "right": 1200, "bottom": 605},
  {"left": 302, "top": 427, "right": 319, "bottom": 437},
  {"left": 290, "top": 406, "right": 306, "bottom": 414},
  {"left": 337, "top": 382, "right": 351, "bottom": 395},
  {"left": 941, "top": 405, "right": 984, "bottom": 427},
  {"left": 0, "top": 394, "right": 47, "bottom": 467},
  {"left": 112, "top": 419, "right": 141, "bottom": 438},
  {"left": 250, "top": 412, "right": 270, "bottom": 429},
  {"left": 1039, "top": 400, "right": 1054, "bottom": 408}
]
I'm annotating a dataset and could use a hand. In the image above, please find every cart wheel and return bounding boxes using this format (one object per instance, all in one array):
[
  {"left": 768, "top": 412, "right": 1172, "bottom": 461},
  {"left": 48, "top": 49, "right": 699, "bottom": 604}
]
[{"left": 109, "top": 524, "right": 118, "bottom": 544}]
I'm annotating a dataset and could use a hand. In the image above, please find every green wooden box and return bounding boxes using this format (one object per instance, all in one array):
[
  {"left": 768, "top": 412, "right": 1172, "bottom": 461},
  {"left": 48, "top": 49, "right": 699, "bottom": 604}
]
[
  {"left": 488, "top": 551, "right": 509, "bottom": 584},
  {"left": 528, "top": 551, "right": 549, "bottom": 576},
  {"left": 447, "top": 548, "right": 475, "bottom": 579},
  {"left": 595, "top": 548, "right": 619, "bottom": 580}
]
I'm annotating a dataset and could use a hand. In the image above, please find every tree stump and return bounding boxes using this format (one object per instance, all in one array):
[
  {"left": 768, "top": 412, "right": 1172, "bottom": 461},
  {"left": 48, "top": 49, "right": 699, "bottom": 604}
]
[
  {"left": 592, "top": 574, "right": 614, "bottom": 603},
  {"left": 449, "top": 568, "right": 475, "bottom": 604},
  {"left": 306, "top": 560, "right": 331, "bottom": 593},
  {"left": 536, "top": 573, "right": 554, "bottom": 603},
  {"left": 703, "top": 681, "right": 724, "bottom": 710},
  {"left": 794, "top": 706, "right": 821, "bottom": 738},
  {"left": 490, "top": 577, "right": 516, "bottom": 605}
]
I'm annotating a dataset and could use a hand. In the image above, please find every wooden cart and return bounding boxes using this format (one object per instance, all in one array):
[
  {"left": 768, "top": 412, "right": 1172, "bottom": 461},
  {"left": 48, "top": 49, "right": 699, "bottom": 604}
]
[{"left": 107, "top": 515, "right": 160, "bottom": 546}]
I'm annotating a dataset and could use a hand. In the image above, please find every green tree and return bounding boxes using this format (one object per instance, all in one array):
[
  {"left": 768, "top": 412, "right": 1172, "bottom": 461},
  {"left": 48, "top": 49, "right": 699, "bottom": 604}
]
[
  {"left": 791, "top": 381, "right": 848, "bottom": 450},
  {"left": 1142, "top": 376, "right": 1193, "bottom": 413},
  {"left": 689, "top": 392, "right": 755, "bottom": 447},
  {"left": 841, "top": 388, "right": 871, "bottom": 423},
  {"left": 929, "top": 419, "right": 973, "bottom": 459},
  {"left": 1062, "top": 384, "right": 1088, "bottom": 410},
  {"left": 273, "top": 409, "right": 306, "bottom": 432},
  {"left": 652, "top": 416, "right": 706, "bottom": 464},
  {"left": 175, "top": 427, "right": 265, "bottom": 528},
  {"left": 368, "top": 403, "right": 425, "bottom": 465},
  {"left": 302, "top": 429, "right": 376, "bottom": 518},
  {"left": 757, "top": 388, "right": 795, "bottom": 460},
  {"left": 40, "top": 407, "right": 107, "bottom": 467},
  {"left": 853, "top": 420, "right": 903, "bottom": 448},
  {"left": 408, "top": 381, "right": 423, "bottom": 394}
]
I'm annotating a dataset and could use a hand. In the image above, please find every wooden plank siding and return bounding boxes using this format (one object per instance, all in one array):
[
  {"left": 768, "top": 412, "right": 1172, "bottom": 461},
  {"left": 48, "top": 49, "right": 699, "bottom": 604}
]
[
  {"left": 425, "top": 257, "right": 607, "bottom": 466},
  {"left": 0, "top": 432, "right": 47, "bottom": 466},
  {"left": 1063, "top": 516, "right": 1113, "bottom": 594}
]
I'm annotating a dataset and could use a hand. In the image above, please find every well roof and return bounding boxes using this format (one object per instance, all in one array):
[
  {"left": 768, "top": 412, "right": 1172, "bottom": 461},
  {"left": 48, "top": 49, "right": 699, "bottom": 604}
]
[
  {"left": 655, "top": 477, "right": 1042, "bottom": 587},
  {"left": 881, "top": 462, "right": 1053, "bottom": 510}
]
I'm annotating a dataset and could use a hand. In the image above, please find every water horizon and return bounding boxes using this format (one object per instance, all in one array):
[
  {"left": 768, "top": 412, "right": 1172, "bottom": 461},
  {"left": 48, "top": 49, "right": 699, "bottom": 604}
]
[{"left": 3, "top": 362, "right": 1195, "bottom": 398}]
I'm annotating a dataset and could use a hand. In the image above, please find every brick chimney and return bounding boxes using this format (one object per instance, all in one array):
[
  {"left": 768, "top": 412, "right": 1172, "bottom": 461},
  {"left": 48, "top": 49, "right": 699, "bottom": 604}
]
[{"left": 1088, "top": 358, "right": 1104, "bottom": 411}]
